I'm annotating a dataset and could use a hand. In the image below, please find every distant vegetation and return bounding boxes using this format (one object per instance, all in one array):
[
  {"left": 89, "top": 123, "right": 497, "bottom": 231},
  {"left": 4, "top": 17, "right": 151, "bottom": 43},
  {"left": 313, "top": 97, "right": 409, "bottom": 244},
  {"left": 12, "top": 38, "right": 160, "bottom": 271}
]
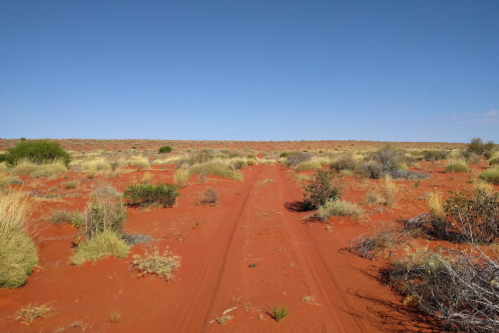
[{"left": 1, "top": 140, "right": 71, "bottom": 167}]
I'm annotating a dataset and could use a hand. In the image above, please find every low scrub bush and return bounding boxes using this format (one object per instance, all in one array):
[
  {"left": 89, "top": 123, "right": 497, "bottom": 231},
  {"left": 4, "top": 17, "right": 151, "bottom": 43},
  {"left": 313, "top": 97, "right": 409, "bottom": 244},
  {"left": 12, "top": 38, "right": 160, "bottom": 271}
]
[
  {"left": 124, "top": 183, "right": 180, "bottom": 207},
  {"left": 0, "top": 190, "right": 38, "bottom": 288},
  {"left": 489, "top": 157, "right": 499, "bottom": 166},
  {"left": 3, "top": 140, "right": 71, "bottom": 167},
  {"left": 270, "top": 303, "right": 291, "bottom": 322},
  {"left": 50, "top": 209, "right": 73, "bottom": 225},
  {"left": 65, "top": 181, "right": 77, "bottom": 189},
  {"left": 388, "top": 247, "right": 499, "bottom": 332},
  {"left": 303, "top": 170, "right": 341, "bottom": 209},
  {"left": 296, "top": 161, "right": 321, "bottom": 173},
  {"left": 318, "top": 199, "right": 362, "bottom": 220},
  {"left": 198, "top": 188, "right": 218, "bottom": 206},
  {"left": 158, "top": 146, "right": 172, "bottom": 154},
  {"left": 330, "top": 154, "right": 358, "bottom": 171},
  {"left": 350, "top": 225, "right": 407, "bottom": 261},
  {"left": 71, "top": 230, "right": 129, "bottom": 266},
  {"left": 467, "top": 137, "right": 496, "bottom": 156},
  {"left": 246, "top": 158, "right": 258, "bottom": 166},
  {"left": 130, "top": 248, "right": 181, "bottom": 281},
  {"left": 189, "top": 161, "right": 243, "bottom": 181},
  {"left": 479, "top": 166, "right": 499, "bottom": 185},
  {"left": 232, "top": 160, "right": 247, "bottom": 170},
  {"left": 91, "top": 185, "right": 121, "bottom": 198},
  {"left": 423, "top": 150, "right": 447, "bottom": 161},
  {"left": 286, "top": 152, "right": 313, "bottom": 167}
]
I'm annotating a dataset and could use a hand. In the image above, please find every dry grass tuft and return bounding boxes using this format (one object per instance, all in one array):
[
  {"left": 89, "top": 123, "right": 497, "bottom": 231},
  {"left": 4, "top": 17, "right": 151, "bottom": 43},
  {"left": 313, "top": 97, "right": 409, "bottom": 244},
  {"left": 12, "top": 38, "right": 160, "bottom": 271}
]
[
  {"left": 71, "top": 230, "right": 129, "bottom": 266},
  {"left": 15, "top": 302, "right": 56, "bottom": 325},
  {"left": 141, "top": 172, "right": 154, "bottom": 184},
  {"left": 108, "top": 311, "right": 121, "bottom": 323},
  {"left": 130, "top": 248, "right": 181, "bottom": 281},
  {"left": 382, "top": 175, "right": 398, "bottom": 206},
  {"left": 318, "top": 199, "right": 363, "bottom": 220},
  {"left": 128, "top": 156, "right": 150, "bottom": 169},
  {"left": 174, "top": 165, "right": 190, "bottom": 188},
  {"left": 11, "top": 159, "right": 67, "bottom": 178},
  {"left": 427, "top": 192, "right": 444, "bottom": 218}
]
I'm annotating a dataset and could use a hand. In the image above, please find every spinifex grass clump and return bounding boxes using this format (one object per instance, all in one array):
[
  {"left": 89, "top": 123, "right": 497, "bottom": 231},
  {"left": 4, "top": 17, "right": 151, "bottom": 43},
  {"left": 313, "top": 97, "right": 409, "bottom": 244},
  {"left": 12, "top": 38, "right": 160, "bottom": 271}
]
[
  {"left": 130, "top": 248, "right": 181, "bottom": 281},
  {"left": 71, "top": 196, "right": 129, "bottom": 265},
  {"left": 303, "top": 170, "right": 341, "bottom": 210},
  {"left": 0, "top": 190, "right": 38, "bottom": 288},
  {"left": 124, "top": 183, "right": 180, "bottom": 207},
  {"left": 270, "top": 303, "right": 291, "bottom": 322},
  {"left": 479, "top": 166, "right": 499, "bottom": 185}
]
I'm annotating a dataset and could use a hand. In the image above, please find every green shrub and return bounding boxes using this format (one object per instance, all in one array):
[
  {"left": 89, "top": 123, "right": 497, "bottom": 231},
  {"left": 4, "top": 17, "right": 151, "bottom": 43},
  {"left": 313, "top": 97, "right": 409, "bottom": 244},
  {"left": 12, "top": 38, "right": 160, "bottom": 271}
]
[
  {"left": 228, "top": 153, "right": 240, "bottom": 158},
  {"left": 189, "top": 162, "right": 243, "bottom": 181},
  {"left": 489, "top": 157, "right": 499, "bottom": 166},
  {"left": 0, "top": 154, "right": 6, "bottom": 163},
  {"left": 445, "top": 163, "right": 469, "bottom": 173},
  {"left": 270, "top": 303, "right": 291, "bottom": 322},
  {"left": 330, "top": 154, "right": 358, "bottom": 171},
  {"left": 232, "top": 160, "right": 247, "bottom": 170},
  {"left": 3, "top": 140, "right": 71, "bottom": 167},
  {"left": 296, "top": 161, "right": 321, "bottom": 172},
  {"left": 286, "top": 152, "right": 313, "bottom": 167},
  {"left": 467, "top": 137, "right": 496, "bottom": 156},
  {"left": 159, "top": 146, "right": 172, "bottom": 154},
  {"left": 71, "top": 230, "right": 129, "bottom": 266},
  {"left": 72, "top": 196, "right": 128, "bottom": 245},
  {"left": 124, "top": 183, "right": 180, "bottom": 207},
  {"left": 479, "top": 168, "right": 499, "bottom": 185},
  {"left": 303, "top": 170, "right": 342, "bottom": 209},
  {"left": 423, "top": 150, "right": 447, "bottom": 161},
  {"left": 279, "top": 152, "right": 289, "bottom": 158},
  {"left": 247, "top": 155, "right": 256, "bottom": 159}
]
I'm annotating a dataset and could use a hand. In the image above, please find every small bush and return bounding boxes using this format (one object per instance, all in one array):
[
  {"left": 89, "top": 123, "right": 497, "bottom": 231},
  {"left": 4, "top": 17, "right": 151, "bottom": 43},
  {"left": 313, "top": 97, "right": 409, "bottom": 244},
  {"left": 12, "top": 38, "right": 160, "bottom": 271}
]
[
  {"left": 286, "top": 152, "right": 313, "bottom": 167},
  {"left": 318, "top": 199, "right": 363, "bottom": 220},
  {"left": 15, "top": 302, "right": 56, "bottom": 325},
  {"left": 445, "top": 163, "right": 469, "bottom": 173},
  {"left": 279, "top": 152, "right": 289, "bottom": 158},
  {"left": 423, "top": 150, "right": 447, "bottom": 161},
  {"left": 189, "top": 162, "right": 243, "bottom": 181},
  {"left": 489, "top": 157, "right": 499, "bottom": 166},
  {"left": 198, "top": 188, "right": 218, "bottom": 206},
  {"left": 124, "top": 183, "right": 180, "bottom": 207},
  {"left": 467, "top": 137, "right": 496, "bottom": 156},
  {"left": 350, "top": 225, "right": 407, "bottom": 261},
  {"left": 302, "top": 170, "right": 341, "bottom": 209},
  {"left": 479, "top": 167, "right": 499, "bottom": 185},
  {"left": 296, "top": 161, "right": 321, "bottom": 173},
  {"left": 232, "top": 160, "right": 247, "bottom": 170},
  {"left": 3, "top": 140, "right": 71, "bottom": 167},
  {"left": 50, "top": 209, "right": 73, "bottom": 225},
  {"left": 91, "top": 185, "right": 121, "bottom": 198},
  {"left": 71, "top": 230, "right": 129, "bottom": 266},
  {"left": 158, "top": 146, "right": 172, "bottom": 154},
  {"left": 130, "top": 248, "right": 181, "bottom": 281},
  {"left": 330, "top": 154, "right": 358, "bottom": 171},
  {"left": 65, "top": 181, "right": 77, "bottom": 189},
  {"left": 270, "top": 303, "right": 291, "bottom": 322}
]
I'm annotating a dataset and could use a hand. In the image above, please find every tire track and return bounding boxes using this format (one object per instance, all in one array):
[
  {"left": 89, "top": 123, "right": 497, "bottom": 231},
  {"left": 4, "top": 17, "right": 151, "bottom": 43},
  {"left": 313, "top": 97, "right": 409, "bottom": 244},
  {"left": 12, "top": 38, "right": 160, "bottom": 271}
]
[
  {"left": 276, "top": 166, "right": 367, "bottom": 332},
  {"left": 169, "top": 165, "right": 264, "bottom": 333}
]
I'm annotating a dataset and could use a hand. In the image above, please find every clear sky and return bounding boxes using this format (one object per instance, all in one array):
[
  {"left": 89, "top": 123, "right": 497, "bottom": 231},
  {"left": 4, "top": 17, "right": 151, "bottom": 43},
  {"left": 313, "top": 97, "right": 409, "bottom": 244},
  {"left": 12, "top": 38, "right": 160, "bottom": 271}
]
[{"left": 1, "top": 1, "right": 498, "bottom": 142}]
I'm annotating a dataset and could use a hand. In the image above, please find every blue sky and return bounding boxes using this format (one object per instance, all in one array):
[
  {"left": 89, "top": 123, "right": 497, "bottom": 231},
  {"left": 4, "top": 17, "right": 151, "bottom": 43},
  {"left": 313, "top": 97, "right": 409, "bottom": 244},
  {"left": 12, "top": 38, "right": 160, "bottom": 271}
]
[{"left": 1, "top": 1, "right": 498, "bottom": 142}]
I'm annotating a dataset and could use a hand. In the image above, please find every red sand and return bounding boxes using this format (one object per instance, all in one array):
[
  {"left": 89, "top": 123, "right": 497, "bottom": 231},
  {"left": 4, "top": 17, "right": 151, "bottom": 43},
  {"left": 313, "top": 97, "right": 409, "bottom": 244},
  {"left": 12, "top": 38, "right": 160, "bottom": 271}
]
[{"left": 0, "top": 152, "right": 496, "bottom": 332}]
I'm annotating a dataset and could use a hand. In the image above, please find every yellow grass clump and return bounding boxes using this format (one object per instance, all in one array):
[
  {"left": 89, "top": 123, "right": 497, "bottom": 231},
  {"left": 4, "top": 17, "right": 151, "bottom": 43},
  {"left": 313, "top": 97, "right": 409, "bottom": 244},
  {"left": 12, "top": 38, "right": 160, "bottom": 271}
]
[
  {"left": 382, "top": 175, "right": 398, "bottom": 206},
  {"left": 15, "top": 302, "right": 56, "bottom": 325},
  {"left": 71, "top": 230, "right": 129, "bottom": 266},
  {"left": 189, "top": 161, "right": 243, "bottom": 181},
  {"left": 296, "top": 161, "right": 321, "bottom": 173},
  {"left": 174, "top": 165, "right": 190, "bottom": 188},
  {"left": 0, "top": 190, "right": 38, "bottom": 288},
  {"left": 11, "top": 159, "right": 67, "bottom": 178},
  {"left": 427, "top": 192, "right": 445, "bottom": 218},
  {"left": 0, "top": 162, "right": 8, "bottom": 172},
  {"left": 128, "top": 156, "right": 150, "bottom": 169},
  {"left": 81, "top": 158, "right": 111, "bottom": 172}
]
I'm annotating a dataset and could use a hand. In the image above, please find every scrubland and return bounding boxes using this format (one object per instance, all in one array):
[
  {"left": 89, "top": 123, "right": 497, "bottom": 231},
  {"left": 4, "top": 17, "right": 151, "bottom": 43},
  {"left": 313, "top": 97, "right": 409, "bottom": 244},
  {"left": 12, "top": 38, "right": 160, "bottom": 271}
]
[{"left": 0, "top": 138, "right": 498, "bottom": 332}]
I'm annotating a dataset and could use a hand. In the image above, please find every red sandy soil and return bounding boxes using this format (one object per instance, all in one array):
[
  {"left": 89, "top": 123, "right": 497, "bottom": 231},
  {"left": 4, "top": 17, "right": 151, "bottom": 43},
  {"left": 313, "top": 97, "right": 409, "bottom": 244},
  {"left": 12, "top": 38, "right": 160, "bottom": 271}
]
[{"left": 0, "top": 154, "right": 496, "bottom": 332}]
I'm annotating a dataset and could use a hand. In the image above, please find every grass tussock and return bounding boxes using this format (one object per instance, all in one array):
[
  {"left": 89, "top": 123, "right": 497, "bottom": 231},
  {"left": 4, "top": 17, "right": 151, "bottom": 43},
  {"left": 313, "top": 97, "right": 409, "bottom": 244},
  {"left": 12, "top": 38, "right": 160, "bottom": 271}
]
[
  {"left": 382, "top": 175, "right": 398, "bottom": 206},
  {"left": 296, "top": 161, "right": 321, "bottom": 173},
  {"left": 50, "top": 209, "right": 73, "bottom": 225},
  {"left": 189, "top": 161, "right": 243, "bottom": 181},
  {"left": 445, "top": 158, "right": 469, "bottom": 173},
  {"left": 479, "top": 166, "right": 499, "bottom": 185},
  {"left": 0, "top": 162, "right": 8, "bottom": 172},
  {"left": 71, "top": 230, "right": 129, "bottom": 266},
  {"left": 0, "top": 190, "right": 38, "bottom": 288},
  {"left": 427, "top": 192, "right": 445, "bottom": 219},
  {"left": 270, "top": 303, "right": 291, "bottom": 322},
  {"left": 318, "top": 199, "right": 363, "bottom": 220},
  {"left": 0, "top": 172, "right": 17, "bottom": 193},
  {"left": 11, "top": 159, "right": 67, "bottom": 178},
  {"left": 174, "top": 165, "right": 190, "bottom": 188},
  {"left": 15, "top": 302, "right": 56, "bottom": 325},
  {"left": 128, "top": 156, "right": 150, "bottom": 169},
  {"left": 130, "top": 248, "right": 181, "bottom": 281},
  {"left": 141, "top": 172, "right": 154, "bottom": 184}
]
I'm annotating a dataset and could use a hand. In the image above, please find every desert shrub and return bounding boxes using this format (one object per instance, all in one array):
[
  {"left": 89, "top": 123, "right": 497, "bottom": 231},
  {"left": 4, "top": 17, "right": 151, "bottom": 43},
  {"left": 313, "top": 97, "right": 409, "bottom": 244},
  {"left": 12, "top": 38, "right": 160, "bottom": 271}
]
[
  {"left": 296, "top": 161, "right": 321, "bottom": 173},
  {"left": 91, "top": 185, "right": 121, "bottom": 198},
  {"left": 279, "top": 152, "right": 289, "bottom": 158},
  {"left": 286, "top": 152, "right": 313, "bottom": 167},
  {"left": 180, "top": 151, "right": 213, "bottom": 166},
  {"left": 198, "top": 188, "right": 218, "bottom": 206},
  {"left": 130, "top": 248, "right": 181, "bottom": 281},
  {"left": 189, "top": 161, "right": 243, "bottom": 181},
  {"left": 65, "top": 181, "right": 77, "bottom": 189},
  {"left": 246, "top": 158, "right": 258, "bottom": 166},
  {"left": 445, "top": 163, "right": 469, "bottom": 173},
  {"left": 3, "top": 140, "right": 71, "bottom": 167},
  {"left": 330, "top": 154, "right": 358, "bottom": 171},
  {"left": 124, "top": 183, "right": 180, "bottom": 208},
  {"left": 270, "top": 303, "right": 291, "bottom": 322},
  {"left": 318, "top": 199, "right": 362, "bottom": 220},
  {"left": 128, "top": 156, "right": 150, "bottom": 169},
  {"left": 479, "top": 167, "right": 499, "bottom": 185},
  {"left": 388, "top": 247, "right": 499, "bottom": 332},
  {"left": 350, "top": 225, "right": 407, "bottom": 261},
  {"left": 489, "top": 157, "right": 499, "bottom": 166},
  {"left": 72, "top": 196, "right": 128, "bottom": 245},
  {"left": 71, "top": 230, "right": 129, "bottom": 266},
  {"left": 11, "top": 159, "right": 67, "bottom": 178},
  {"left": 423, "top": 150, "right": 447, "bottom": 161},
  {"left": 302, "top": 170, "right": 341, "bottom": 210},
  {"left": 0, "top": 190, "right": 38, "bottom": 288},
  {"left": 429, "top": 189, "right": 499, "bottom": 244},
  {"left": 232, "top": 160, "right": 247, "bottom": 170},
  {"left": 467, "top": 137, "right": 496, "bottom": 156},
  {"left": 0, "top": 154, "right": 7, "bottom": 163},
  {"left": 247, "top": 155, "right": 256, "bottom": 159},
  {"left": 158, "top": 146, "right": 172, "bottom": 154},
  {"left": 50, "top": 209, "right": 73, "bottom": 225}
]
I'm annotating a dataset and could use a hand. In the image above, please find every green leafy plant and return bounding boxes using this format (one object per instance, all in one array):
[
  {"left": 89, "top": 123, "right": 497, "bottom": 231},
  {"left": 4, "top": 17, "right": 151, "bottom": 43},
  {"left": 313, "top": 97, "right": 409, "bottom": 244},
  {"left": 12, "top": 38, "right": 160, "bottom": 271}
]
[
  {"left": 302, "top": 170, "right": 341, "bottom": 209},
  {"left": 124, "top": 183, "right": 180, "bottom": 208},
  {"left": 270, "top": 303, "right": 291, "bottom": 322},
  {"left": 159, "top": 146, "right": 172, "bottom": 154},
  {"left": 3, "top": 140, "right": 71, "bottom": 167}
]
